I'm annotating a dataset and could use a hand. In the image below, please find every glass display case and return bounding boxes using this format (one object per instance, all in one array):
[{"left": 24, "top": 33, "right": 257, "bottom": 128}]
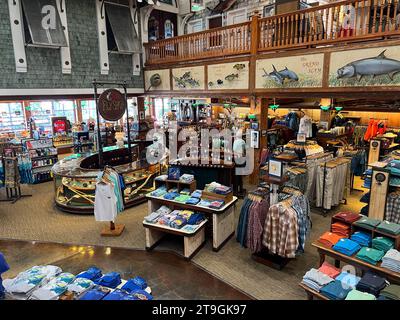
[{"left": 52, "top": 146, "right": 162, "bottom": 214}]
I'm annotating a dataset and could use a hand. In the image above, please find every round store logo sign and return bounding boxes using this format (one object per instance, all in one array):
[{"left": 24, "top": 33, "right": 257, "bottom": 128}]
[{"left": 98, "top": 89, "right": 127, "bottom": 121}]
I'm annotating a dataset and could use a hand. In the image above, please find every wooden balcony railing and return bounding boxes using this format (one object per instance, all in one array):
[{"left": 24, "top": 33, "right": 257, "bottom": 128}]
[
  {"left": 144, "top": 0, "right": 400, "bottom": 65},
  {"left": 144, "top": 21, "right": 251, "bottom": 65},
  {"left": 259, "top": 0, "right": 400, "bottom": 51}
]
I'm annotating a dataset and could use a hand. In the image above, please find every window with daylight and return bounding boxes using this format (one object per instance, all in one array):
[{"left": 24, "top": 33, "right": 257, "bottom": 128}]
[
  {"left": 52, "top": 101, "right": 75, "bottom": 123},
  {"left": 0, "top": 102, "right": 26, "bottom": 132},
  {"left": 105, "top": 2, "right": 141, "bottom": 53},
  {"left": 154, "top": 98, "right": 170, "bottom": 123},
  {"left": 21, "top": 0, "right": 67, "bottom": 47},
  {"left": 29, "top": 101, "right": 54, "bottom": 132}
]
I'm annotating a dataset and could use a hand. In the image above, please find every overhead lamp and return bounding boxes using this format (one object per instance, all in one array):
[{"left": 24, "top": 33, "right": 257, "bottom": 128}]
[
  {"left": 320, "top": 105, "right": 331, "bottom": 111},
  {"left": 335, "top": 106, "right": 343, "bottom": 111},
  {"left": 191, "top": 0, "right": 205, "bottom": 12}
]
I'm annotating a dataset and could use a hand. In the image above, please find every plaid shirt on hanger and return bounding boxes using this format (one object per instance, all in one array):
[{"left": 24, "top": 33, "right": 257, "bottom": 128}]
[{"left": 386, "top": 193, "right": 400, "bottom": 224}]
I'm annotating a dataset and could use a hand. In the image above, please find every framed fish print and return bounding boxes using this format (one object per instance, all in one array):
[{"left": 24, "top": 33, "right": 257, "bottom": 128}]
[
  {"left": 263, "top": 4, "right": 275, "bottom": 17},
  {"left": 250, "top": 130, "right": 260, "bottom": 149},
  {"left": 269, "top": 159, "right": 283, "bottom": 178}
]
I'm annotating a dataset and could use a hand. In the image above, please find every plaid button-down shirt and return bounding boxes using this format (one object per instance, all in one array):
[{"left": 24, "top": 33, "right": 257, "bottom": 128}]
[
  {"left": 262, "top": 203, "right": 299, "bottom": 258},
  {"left": 386, "top": 193, "right": 400, "bottom": 224}
]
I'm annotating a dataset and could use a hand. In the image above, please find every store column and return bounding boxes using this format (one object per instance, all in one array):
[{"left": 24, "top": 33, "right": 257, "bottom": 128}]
[{"left": 75, "top": 99, "right": 83, "bottom": 123}]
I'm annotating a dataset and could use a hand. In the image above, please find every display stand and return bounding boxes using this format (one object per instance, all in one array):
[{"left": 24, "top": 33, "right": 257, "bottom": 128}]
[
  {"left": 101, "top": 221, "right": 125, "bottom": 237},
  {"left": 368, "top": 167, "right": 390, "bottom": 221},
  {"left": 368, "top": 140, "right": 381, "bottom": 165}
]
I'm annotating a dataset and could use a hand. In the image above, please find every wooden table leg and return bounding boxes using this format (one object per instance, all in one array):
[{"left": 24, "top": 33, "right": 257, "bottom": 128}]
[
  {"left": 306, "top": 291, "right": 314, "bottom": 300},
  {"left": 335, "top": 259, "right": 341, "bottom": 268},
  {"left": 145, "top": 227, "right": 164, "bottom": 251},
  {"left": 184, "top": 228, "right": 205, "bottom": 259},
  {"left": 318, "top": 251, "right": 326, "bottom": 267}
]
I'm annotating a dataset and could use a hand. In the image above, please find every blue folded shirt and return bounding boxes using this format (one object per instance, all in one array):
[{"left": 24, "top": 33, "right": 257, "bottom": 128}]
[
  {"left": 186, "top": 197, "right": 200, "bottom": 205},
  {"left": 320, "top": 280, "right": 352, "bottom": 300},
  {"left": 351, "top": 232, "right": 372, "bottom": 247},
  {"left": 124, "top": 289, "right": 153, "bottom": 300},
  {"left": 333, "top": 239, "right": 361, "bottom": 256},
  {"left": 336, "top": 272, "right": 361, "bottom": 290},
  {"left": 187, "top": 213, "right": 205, "bottom": 225},
  {"left": 103, "top": 289, "right": 130, "bottom": 300},
  {"left": 76, "top": 267, "right": 102, "bottom": 282},
  {"left": 121, "top": 276, "right": 148, "bottom": 292},
  {"left": 94, "top": 272, "right": 121, "bottom": 289},
  {"left": 79, "top": 288, "right": 110, "bottom": 300}
]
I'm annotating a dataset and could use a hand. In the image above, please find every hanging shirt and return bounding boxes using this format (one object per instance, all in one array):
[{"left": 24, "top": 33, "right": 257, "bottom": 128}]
[
  {"left": 94, "top": 182, "right": 118, "bottom": 222},
  {"left": 298, "top": 115, "right": 313, "bottom": 138}
]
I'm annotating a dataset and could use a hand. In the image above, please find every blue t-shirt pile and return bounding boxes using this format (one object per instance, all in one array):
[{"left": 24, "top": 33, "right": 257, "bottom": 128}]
[
  {"left": 350, "top": 231, "right": 372, "bottom": 247},
  {"left": 94, "top": 272, "right": 121, "bottom": 289},
  {"left": 335, "top": 272, "right": 361, "bottom": 290},
  {"left": 333, "top": 239, "right": 361, "bottom": 256},
  {"left": 320, "top": 280, "right": 352, "bottom": 300},
  {"left": 76, "top": 267, "right": 102, "bottom": 282}
]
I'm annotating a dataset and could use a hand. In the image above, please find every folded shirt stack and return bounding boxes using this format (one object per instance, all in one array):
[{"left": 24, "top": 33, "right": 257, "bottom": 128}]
[
  {"left": 180, "top": 188, "right": 191, "bottom": 196},
  {"left": 180, "top": 174, "right": 194, "bottom": 183},
  {"left": 379, "top": 284, "right": 400, "bottom": 300},
  {"left": 30, "top": 273, "right": 75, "bottom": 300},
  {"left": 66, "top": 278, "right": 94, "bottom": 296},
  {"left": 333, "top": 212, "right": 361, "bottom": 224},
  {"left": 185, "top": 197, "right": 200, "bottom": 205},
  {"left": 3, "top": 265, "right": 62, "bottom": 300},
  {"left": 204, "top": 182, "right": 232, "bottom": 195},
  {"left": 350, "top": 231, "right": 372, "bottom": 247},
  {"left": 174, "top": 194, "right": 191, "bottom": 203},
  {"left": 333, "top": 239, "right": 361, "bottom": 256},
  {"left": 301, "top": 268, "right": 334, "bottom": 292},
  {"left": 356, "top": 247, "right": 385, "bottom": 265},
  {"left": 331, "top": 222, "right": 351, "bottom": 237},
  {"left": 187, "top": 213, "right": 205, "bottom": 225},
  {"left": 335, "top": 272, "right": 361, "bottom": 290},
  {"left": 388, "top": 160, "right": 400, "bottom": 176},
  {"left": 372, "top": 237, "right": 394, "bottom": 253},
  {"left": 144, "top": 206, "right": 172, "bottom": 223},
  {"left": 345, "top": 289, "right": 376, "bottom": 300},
  {"left": 170, "top": 216, "right": 188, "bottom": 229},
  {"left": 76, "top": 267, "right": 102, "bottom": 282},
  {"left": 163, "top": 191, "right": 180, "bottom": 200},
  {"left": 208, "top": 200, "right": 225, "bottom": 209},
  {"left": 353, "top": 217, "right": 381, "bottom": 230},
  {"left": 318, "top": 232, "right": 345, "bottom": 248},
  {"left": 121, "top": 276, "right": 148, "bottom": 292},
  {"left": 158, "top": 212, "right": 178, "bottom": 226},
  {"left": 198, "top": 199, "right": 212, "bottom": 207},
  {"left": 150, "top": 186, "right": 167, "bottom": 197},
  {"left": 381, "top": 249, "right": 400, "bottom": 273},
  {"left": 79, "top": 287, "right": 111, "bottom": 300},
  {"left": 103, "top": 289, "right": 130, "bottom": 301},
  {"left": 318, "top": 262, "right": 341, "bottom": 279},
  {"left": 356, "top": 272, "right": 387, "bottom": 297},
  {"left": 320, "top": 280, "right": 352, "bottom": 300},
  {"left": 94, "top": 272, "right": 121, "bottom": 289},
  {"left": 191, "top": 190, "right": 202, "bottom": 198},
  {"left": 376, "top": 221, "right": 400, "bottom": 236}
]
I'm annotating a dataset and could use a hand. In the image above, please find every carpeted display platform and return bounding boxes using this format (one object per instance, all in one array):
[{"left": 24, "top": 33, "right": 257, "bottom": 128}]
[{"left": 0, "top": 180, "right": 366, "bottom": 300}]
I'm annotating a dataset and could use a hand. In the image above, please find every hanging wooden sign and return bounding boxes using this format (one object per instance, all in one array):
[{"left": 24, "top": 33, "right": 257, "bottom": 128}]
[{"left": 98, "top": 89, "right": 127, "bottom": 121}]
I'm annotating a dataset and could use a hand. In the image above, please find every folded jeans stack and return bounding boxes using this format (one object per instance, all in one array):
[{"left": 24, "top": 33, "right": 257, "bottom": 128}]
[
  {"left": 350, "top": 232, "right": 372, "bottom": 247},
  {"left": 356, "top": 247, "right": 385, "bottom": 265},
  {"left": 301, "top": 268, "right": 334, "bottom": 292},
  {"left": 318, "top": 232, "right": 345, "bottom": 248},
  {"left": 356, "top": 272, "right": 387, "bottom": 297},
  {"left": 372, "top": 237, "right": 394, "bottom": 253},
  {"left": 333, "top": 239, "right": 361, "bottom": 256},
  {"left": 381, "top": 249, "right": 400, "bottom": 273}
]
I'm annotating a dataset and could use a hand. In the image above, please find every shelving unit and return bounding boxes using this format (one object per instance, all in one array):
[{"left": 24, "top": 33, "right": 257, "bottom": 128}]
[{"left": 24, "top": 138, "right": 58, "bottom": 184}]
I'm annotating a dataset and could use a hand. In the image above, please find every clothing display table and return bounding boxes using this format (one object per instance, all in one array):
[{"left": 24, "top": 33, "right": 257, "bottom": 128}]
[
  {"left": 312, "top": 241, "right": 400, "bottom": 284},
  {"left": 146, "top": 194, "right": 238, "bottom": 251},
  {"left": 143, "top": 220, "right": 208, "bottom": 260}
]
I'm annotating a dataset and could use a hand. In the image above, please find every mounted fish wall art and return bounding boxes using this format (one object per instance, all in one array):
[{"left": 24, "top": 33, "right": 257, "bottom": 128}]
[
  {"left": 329, "top": 46, "right": 400, "bottom": 87},
  {"left": 256, "top": 54, "right": 324, "bottom": 89},
  {"left": 144, "top": 69, "right": 171, "bottom": 91},
  {"left": 207, "top": 62, "right": 249, "bottom": 90},
  {"left": 172, "top": 66, "right": 205, "bottom": 91}
]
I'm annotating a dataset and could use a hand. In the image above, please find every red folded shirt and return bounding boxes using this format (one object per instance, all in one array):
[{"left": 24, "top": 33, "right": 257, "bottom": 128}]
[
  {"left": 333, "top": 212, "right": 361, "bottom": 224},
  {"left": 318, "top": 262, "right": 341, "bottom": 279}
]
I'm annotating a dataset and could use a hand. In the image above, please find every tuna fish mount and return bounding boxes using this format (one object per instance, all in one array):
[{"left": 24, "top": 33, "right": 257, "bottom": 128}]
[{"left": 337, "top": 50, "right": 400, "bottom": 82}]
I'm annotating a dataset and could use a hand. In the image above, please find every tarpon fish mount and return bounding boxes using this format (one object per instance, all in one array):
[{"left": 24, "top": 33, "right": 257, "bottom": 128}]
[
  {"left": 337, "top": 50, "right": 400, "bottom": 82},
  {"left": 262, "top": 65, "right": 299, "bottom": 85}
]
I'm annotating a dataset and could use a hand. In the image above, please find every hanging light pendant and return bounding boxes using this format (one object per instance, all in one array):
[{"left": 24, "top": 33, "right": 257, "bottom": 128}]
[{"left": 191, "top": 0, "right": 205, "bottom": 12}]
